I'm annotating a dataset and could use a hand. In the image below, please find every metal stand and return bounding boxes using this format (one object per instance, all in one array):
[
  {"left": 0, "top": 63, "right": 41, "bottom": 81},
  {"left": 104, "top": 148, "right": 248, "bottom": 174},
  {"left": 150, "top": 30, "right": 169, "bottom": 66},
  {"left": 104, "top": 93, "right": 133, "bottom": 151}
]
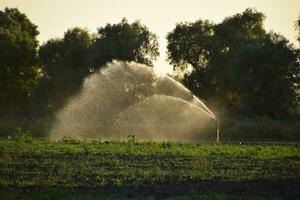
[{"left": 216, "top": 119, "right": 220, "bottom": 144}]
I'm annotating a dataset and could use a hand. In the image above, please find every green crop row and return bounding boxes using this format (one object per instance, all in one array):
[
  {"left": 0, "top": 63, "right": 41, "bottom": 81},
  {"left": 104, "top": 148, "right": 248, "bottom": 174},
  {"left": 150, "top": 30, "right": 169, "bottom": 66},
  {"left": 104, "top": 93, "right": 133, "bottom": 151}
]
[{"left": 0, "top": 138, "right": 299, "bottom": 187}]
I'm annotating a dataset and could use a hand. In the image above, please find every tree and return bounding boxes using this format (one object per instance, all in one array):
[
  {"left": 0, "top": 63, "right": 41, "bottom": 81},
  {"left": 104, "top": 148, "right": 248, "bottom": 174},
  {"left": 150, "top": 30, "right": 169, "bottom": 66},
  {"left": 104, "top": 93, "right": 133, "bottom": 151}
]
[
  {"left": 230, "top": 33, "right": 300, "bottom": 117},
  {"left": 0, "top": 8, "right": 40, "bottom": 116},
  {"left": 167, "top": 8, "right": 300, "bottom": 117},
  {"left": 89, "top": 18, "right": 159, "bottom": 68},
  {"left": 167, "top": 20, "right": 215, "bottom": 98},
  {"left": 35, "top": 27, "right": 92, "bottom": 114},
  {"left": 62, "top": 27, "right": 92, "bottom": 72},
  {"left": 39, "top": 27, "right": 92, "bottom": 76}
]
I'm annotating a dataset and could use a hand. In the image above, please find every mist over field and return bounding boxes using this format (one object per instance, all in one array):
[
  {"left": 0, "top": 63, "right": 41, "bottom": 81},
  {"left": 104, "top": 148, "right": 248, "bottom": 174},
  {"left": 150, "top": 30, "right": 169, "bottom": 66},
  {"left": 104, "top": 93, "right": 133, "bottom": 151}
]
[{"left": 50, "top": 61, "right": 215, "bottom": 140}]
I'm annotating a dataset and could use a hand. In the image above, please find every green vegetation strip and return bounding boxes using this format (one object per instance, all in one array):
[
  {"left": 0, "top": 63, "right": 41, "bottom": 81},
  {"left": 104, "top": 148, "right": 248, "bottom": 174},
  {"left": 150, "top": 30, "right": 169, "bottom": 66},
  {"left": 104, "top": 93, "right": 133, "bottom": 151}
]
[{"left": 0, "top": 138, "right": 299, "bottom": 187}]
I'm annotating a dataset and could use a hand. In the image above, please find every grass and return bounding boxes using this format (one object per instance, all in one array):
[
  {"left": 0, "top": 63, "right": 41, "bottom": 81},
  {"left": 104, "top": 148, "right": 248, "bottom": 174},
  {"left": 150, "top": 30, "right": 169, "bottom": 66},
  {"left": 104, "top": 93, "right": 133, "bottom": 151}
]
[
  {"left": 0, "top": 137, "right": 299, "bottom": 199},
  {"left": 0, "top": 188, "right": 284, "bottom": 200}
]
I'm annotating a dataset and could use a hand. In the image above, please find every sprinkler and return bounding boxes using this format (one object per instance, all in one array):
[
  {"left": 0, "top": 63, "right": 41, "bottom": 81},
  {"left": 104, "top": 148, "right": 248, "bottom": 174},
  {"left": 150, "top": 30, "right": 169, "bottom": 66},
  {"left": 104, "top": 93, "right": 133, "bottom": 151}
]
[{"left": 216, "top": 119, "right": 220, "bottom": 144}]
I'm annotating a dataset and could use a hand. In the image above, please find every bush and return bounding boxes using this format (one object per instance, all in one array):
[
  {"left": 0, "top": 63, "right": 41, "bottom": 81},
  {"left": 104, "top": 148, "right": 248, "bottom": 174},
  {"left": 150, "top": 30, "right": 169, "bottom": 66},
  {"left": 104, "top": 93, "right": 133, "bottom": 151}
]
[
  {"left": 221, "top": 117, "right": 300, "bottom": 141},
  {"left": 14, "top": 128, "right": 33, "bottom": 143}
]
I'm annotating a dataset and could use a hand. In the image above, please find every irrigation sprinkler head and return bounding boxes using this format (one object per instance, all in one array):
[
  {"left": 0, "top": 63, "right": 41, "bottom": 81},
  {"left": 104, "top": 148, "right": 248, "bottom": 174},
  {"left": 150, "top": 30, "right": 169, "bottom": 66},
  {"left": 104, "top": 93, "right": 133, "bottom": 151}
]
[{"left": 216, "top": 119, "right": 220, "bottom": 144}]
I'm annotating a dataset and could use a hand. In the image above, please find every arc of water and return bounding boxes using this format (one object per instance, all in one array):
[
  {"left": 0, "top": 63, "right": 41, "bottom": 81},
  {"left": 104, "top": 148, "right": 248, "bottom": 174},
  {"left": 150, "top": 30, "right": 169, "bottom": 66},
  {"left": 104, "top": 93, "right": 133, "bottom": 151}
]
[
  {"left": 167, "top": 96, "right": 216, "bottom": 120},
  {"left": 164, "top": 75, "right": 216, "bottom": 120},
  {"left": 192, "top": 95, "right": 216, "bottom": 120}
]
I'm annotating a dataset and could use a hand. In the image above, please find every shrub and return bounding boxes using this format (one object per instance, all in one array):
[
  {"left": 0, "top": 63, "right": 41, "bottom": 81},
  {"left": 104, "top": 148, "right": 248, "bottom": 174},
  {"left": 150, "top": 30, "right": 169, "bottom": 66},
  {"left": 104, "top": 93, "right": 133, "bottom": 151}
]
[{"left": 14, "top": 128, "right": 33, "bottom": 143}]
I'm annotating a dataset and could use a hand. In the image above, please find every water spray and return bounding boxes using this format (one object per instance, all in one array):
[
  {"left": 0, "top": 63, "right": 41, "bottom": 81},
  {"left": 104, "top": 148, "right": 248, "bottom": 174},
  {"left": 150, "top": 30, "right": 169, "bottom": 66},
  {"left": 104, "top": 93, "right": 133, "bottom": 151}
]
[
  {"left": 51, "top": 61, "right": 219, "bottom": 141},
  {"left": 190, "top": 95, "right": 220, "bottom": 143}
]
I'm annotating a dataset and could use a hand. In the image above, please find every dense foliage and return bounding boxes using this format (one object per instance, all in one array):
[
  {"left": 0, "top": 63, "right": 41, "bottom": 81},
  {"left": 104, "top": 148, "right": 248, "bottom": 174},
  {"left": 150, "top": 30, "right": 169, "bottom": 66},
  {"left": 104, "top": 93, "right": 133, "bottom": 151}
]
[
  {"left": 167, "top": 9, "right": 300, "bottom": 118},
  {"left": 0, "top": 8, "right": 40, "bottom": 116},
  {"left": 35, "top": 27, "right": 92, "bottom": 114},
  {"left": 89, "top": 18, "right": 159, "bottom": 67}
]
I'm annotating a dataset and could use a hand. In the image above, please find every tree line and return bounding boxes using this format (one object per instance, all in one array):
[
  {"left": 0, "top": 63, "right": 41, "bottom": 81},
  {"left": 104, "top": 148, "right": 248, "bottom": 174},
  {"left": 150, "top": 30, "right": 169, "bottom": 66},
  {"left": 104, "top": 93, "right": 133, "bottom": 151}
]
[{"left": 0, "top": 7, "right": 300, "bottom": 137}]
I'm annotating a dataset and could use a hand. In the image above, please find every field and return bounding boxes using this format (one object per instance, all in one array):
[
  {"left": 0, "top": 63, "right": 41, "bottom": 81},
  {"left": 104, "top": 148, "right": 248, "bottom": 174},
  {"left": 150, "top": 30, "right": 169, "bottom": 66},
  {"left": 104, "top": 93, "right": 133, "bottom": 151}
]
[{"left": 0, "top": 137, "right": 299, "bottom": 200}]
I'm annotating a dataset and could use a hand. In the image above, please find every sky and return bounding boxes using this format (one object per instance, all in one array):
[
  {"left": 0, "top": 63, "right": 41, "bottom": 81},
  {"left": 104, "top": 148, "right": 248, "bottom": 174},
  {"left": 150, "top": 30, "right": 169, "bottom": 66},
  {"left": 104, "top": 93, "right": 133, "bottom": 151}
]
[{"left": 1, "top": 0, "right": 299, "bottom": 74}]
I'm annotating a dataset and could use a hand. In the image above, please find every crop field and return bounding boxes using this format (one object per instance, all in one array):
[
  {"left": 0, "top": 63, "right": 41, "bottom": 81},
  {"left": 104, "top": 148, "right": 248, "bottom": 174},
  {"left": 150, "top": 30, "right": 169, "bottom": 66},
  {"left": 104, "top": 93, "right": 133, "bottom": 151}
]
[{"left": 0, "top": 138, "right": 299, "bottom": 200}]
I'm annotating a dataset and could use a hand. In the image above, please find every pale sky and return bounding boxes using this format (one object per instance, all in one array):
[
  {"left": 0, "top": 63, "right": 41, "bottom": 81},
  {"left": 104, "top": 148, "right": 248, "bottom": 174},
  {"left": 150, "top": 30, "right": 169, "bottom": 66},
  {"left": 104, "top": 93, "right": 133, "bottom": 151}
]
[{"left": 1, "top": 0, "right": 299, "bottom": 74}]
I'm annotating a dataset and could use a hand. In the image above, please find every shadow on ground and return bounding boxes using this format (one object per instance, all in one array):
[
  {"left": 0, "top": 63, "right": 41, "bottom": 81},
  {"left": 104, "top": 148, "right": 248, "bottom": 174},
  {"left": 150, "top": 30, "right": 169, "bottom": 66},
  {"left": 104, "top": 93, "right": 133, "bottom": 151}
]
[{"left": 1, "top": 179, "right": 299, "bottom": 200}]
